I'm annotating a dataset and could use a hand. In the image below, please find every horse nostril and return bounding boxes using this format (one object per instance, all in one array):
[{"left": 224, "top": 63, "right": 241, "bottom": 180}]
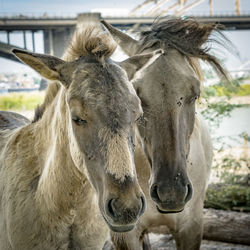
[
  {"left": 106, "top": 195, "right": 145, "bottom": 223},
  {"left": 140, "top": 195, "right": 146, "bottom": 215},
  {"left": 150, "top": 184, "right": 160, "bottom": 203},
  {"left": 107, "top": 198, "right": 116, "bottom": 219},
  {"left": 185, "top": 183, "right": 193, "bottom": 203}
]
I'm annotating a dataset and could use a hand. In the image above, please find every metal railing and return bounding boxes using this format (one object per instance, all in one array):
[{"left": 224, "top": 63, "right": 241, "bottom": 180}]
[{"left": 0, "top": 11, "right": 250, "bottom": 19}]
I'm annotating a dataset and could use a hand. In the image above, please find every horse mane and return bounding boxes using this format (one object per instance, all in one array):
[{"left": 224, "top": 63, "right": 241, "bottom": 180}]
[
  {"left": 33, "top": 81, "right": 61, "bottom": 122},
  {"left": 33, "top": 27, "right": 117, "bottom": 123},
  {"left": 138, "top": 17, "right": 230, "bottom": 81},
  {"left": 63, "top": 26, "right": 117, "bottom": 62}
]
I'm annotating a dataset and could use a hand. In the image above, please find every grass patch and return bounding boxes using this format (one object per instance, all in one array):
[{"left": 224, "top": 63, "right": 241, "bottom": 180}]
[
  {"left": 0, "top": 92, "right": 45, "bottom": 111},
  {"left": 237, "top": 84, "right": 250, "bottom": 96},
  {"left": 204, "top": 84, "right": 250, "bottom": 97}
]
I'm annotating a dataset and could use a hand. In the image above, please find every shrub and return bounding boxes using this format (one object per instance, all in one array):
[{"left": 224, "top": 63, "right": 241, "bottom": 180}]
[
  {"left": 0, "top": 92, "right": 44, "bottom": 111},
  {"left": 205, "top": 183, "right": 250, "bottom": 211}
]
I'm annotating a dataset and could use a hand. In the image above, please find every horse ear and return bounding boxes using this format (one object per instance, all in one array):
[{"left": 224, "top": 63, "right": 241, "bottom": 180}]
[
  {"left": 119, "top": 49, "right": 164, "bottom": 81},
  {"left": 101, "top": 20, "right": 140, "bottom": 56},
  {"left": 12, "top": 49, "right": 65, "bottom": 81}
]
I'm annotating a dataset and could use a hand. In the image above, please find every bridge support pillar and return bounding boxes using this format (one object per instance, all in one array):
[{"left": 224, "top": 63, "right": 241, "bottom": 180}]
[
  {"left": 6, "top": 31, "right": 10, "bottom": 44},
  {"left": 77, "top": 12, "right": 101, "bottom": 28},
  {"left": 43, "top": 13, "right": 101, "bottom": 58},
  {"left": 43, "top": 27, "right": 74, "bottom": 58},
  {"left": 23, "top": 31, "right": 27, "bottom": 49},
  {"left": 32, "top": 31, "right": 35, "bottom": 51}
]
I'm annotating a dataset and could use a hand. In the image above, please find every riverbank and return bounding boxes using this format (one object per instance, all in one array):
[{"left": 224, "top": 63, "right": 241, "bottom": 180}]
[
  {"left": 0, "top": 91, "right": 44, "bottom": 111},
  {"left": 207, "top": 95, "right": 250, "bottom": 105}
]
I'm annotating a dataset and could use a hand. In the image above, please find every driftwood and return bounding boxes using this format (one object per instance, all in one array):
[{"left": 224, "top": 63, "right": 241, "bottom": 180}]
[
  {"left": 148, "top": 209, "right": 250, "bottom": 245},
  {"left": 104, "top": 234, "right": 250, "bottom": 250},
  {"left": 203, "top": 208, "right": 250, "bottom": 245},
  {"left": 148, "top": 234, "right": 250, "bottom": 250}
]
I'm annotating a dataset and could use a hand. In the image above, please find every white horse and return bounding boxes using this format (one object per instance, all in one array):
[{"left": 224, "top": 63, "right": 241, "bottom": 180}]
[{"left": 102, "top": 17, "right": 229, "bottom": 249}]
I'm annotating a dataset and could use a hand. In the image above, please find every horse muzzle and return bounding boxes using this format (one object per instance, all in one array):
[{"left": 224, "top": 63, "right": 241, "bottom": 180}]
[
  {"left": 150, "top": 181, "right": 193, "bottom": 213},
  {"left": 102, "top": 194, "right": 146, "bottom": 232}
]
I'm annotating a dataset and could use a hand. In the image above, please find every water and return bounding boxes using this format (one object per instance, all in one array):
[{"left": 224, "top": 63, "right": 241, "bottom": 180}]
[{"left": 212, "top": 106, "right": 250, "bottom": 147}]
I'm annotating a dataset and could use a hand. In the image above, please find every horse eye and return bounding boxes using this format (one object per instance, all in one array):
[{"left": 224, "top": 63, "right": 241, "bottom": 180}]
[
  {"left": 72, "top": 116, "right": 87, "bottom": 126},
  {"left": 193, "top": 95, "right": 199, "bottom": 102},
  {"left": 190, "top": 95, "right": 199, "bottom": 103},
  {"left": 136, "top": 115, "right": 144, "bottom": 124}
]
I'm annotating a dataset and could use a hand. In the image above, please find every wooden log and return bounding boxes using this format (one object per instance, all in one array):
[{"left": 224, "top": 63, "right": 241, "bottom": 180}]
[
  {"left": 203, "top": 208, "right": 250, "bottom": 245},
  {"left": 144, "top": 209, "right": 250, "bottom": 245},
  {"left": 104, "top": 234, "right": 250, "bottom": 250},
  {"left": 148, "top": 234, "right": 250, "bottom": 250}
]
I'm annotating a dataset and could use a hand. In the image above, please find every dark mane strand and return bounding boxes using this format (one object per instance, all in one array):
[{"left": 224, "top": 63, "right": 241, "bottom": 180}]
[
  {"left": 32, "top": 81, "right": 61, "bottom": 123},
  {"left": 139, "top": 17, "right": 232, "bottom": 81}
]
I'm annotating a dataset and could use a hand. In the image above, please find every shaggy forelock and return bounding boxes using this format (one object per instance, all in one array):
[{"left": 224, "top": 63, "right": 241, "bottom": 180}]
[
  {"left": 64, "top": 27, "right": 117, "bottom": 63},
  {"left": 139, "top": 17, "right": 230, "bottom": 81}
]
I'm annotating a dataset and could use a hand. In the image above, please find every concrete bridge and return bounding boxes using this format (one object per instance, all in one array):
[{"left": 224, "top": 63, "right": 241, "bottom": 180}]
[{"left": 1, "top": 13, "right": 250, "bottom": 62}]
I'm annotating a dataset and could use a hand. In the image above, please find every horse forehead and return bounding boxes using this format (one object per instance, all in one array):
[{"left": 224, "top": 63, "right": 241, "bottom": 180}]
[
  {"left": 73, "top": 62, "right": 132, "bottom": 92},
  {"left": 160, "top": 51, "right": 195, "bottom": 78},
  {"left": 84, "top": 78, "right": 138, "bottom": 109},
  {"left": 142, "top": 51, "right": 197, "bottom": 94},
  {"left": 69, "top": 79, "right": 139, "bottom": 122},
  {"left": 83, "top": 60, "right": 125, "bottom": 79}
]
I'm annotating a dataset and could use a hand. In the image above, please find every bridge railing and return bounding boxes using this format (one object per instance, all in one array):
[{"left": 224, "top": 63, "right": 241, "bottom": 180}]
[
  {"left": 1, "top": 11, "right": 250, "bottom": 63},
  {"left": 0, "top": 12, "right": 77, "bottom": 19},
  {"left": 1, "top": 11, "right": 250, "bottom": 19}
]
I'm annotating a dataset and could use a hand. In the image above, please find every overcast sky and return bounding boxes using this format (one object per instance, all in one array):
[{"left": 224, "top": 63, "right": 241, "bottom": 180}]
[
  {"left": 0, "top": 0, "right": 249, "bottom": 15},
  {"left": 0, "top": 0, "right": 250, "bottom": 73}
]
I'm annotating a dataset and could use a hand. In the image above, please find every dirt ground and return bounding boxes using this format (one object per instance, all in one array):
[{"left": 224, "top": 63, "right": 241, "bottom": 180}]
[{"left": 204, "top": 95, "right": 250, "bottom": 105}]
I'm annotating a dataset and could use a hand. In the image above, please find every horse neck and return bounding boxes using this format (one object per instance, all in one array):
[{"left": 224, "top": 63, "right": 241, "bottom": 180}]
[{"left": 34, "top": 87, "right": 92, "bottom": 219}]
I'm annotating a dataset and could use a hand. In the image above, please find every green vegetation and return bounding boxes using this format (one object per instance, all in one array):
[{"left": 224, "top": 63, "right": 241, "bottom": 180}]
[
  {"left": 205, "top": 152, "right": 250, "bottom": 212},
  {"left": 205, "top": 183, "right": 250, "bottom": 211},
  {"left": 203, "top": 83, "right": 250, "bottom": 97},
  {"left": 0, "top": 92, "right": 44, "bottom": 111},
  {"left": 201, "top": 80, "right": 250, "bottom": 212}
]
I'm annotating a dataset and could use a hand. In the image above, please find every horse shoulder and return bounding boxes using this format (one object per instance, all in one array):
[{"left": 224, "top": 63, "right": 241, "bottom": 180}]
[{"left": 0, "top": 123, "right": 44, "bottom": 248}]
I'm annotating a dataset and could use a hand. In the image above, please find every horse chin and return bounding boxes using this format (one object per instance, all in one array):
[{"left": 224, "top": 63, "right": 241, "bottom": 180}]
[
  {"left": 156, "top": 205, "right": 184, "bottom": 214},
  {"left": 101, "top": 212, "right": 135, "bottom": 233},
  {"left": 108, "top": 223, "right": 135, "bottom": 233}
]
